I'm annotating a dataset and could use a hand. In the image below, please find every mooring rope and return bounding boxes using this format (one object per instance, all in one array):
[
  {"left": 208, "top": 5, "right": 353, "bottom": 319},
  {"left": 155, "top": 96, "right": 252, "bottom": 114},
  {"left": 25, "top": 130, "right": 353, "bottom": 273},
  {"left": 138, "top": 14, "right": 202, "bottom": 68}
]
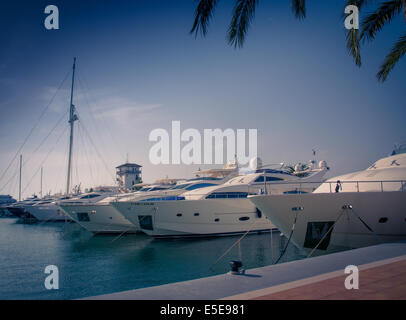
[
  {"left": 307, "top": 208, "right": 346, "bottom": 258},
  {"left": 209, "top": 217, "right": 263, "bottom": 271},
  {"left": 273, "top": 210, "right": 299, "bottom": 264}
]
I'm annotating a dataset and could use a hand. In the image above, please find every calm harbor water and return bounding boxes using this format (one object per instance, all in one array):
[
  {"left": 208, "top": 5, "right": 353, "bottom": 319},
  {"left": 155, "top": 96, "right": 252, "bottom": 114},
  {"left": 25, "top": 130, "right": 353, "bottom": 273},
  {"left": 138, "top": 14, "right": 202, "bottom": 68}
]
[{"left": 0, "top": 217, "right": 305, "bottom": 300}]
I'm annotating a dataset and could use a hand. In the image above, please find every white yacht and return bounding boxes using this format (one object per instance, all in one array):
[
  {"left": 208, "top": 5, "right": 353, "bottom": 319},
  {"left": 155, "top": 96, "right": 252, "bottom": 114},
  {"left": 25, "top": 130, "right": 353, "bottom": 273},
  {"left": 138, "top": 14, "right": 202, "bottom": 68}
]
[
  {"left": 0, "top": 195, "right": 16, "bottom": 216},
  {"left": 57, "top": 185, "right": 173, "bottom": 234},
  {"left": 58, "top": 161, "right": 242, "bottom": 234},
  {"left": 249, "top": 146, "right": 406, "bottom": 255},
  {"left": 6, "top": 196, "right": 42, "bottom": 219},
  {"left": 26, "top": 196, "right": 72, "bottom": 222},
  {"left": 112, "top": 161, "right": 330, "bottom": 238}
]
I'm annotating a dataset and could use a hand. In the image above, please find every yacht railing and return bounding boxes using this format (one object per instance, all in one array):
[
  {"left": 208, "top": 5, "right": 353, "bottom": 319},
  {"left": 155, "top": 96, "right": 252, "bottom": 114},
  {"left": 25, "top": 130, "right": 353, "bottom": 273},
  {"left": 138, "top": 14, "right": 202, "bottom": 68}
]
[
  {"left": 257, "top": 179, "right": 406, "bottom": 195},
  {"left": 108, "top": 180, "right": 405, "bottom": 202}
]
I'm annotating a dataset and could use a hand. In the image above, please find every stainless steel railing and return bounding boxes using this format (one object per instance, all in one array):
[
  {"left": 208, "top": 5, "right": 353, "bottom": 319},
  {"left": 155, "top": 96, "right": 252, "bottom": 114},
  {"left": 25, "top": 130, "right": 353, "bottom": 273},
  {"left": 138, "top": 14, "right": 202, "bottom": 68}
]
[{"left": 110, "top": 180, "right": 406, "bottom": 202}]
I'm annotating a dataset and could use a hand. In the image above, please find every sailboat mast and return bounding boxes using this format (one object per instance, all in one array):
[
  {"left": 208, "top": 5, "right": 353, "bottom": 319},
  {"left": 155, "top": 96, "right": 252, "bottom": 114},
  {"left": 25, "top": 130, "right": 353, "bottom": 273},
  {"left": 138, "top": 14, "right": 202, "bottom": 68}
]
[
  {"left": 40, "top": 167, "right": 43, "bottom": 198},
  {"left": 66, "top": 57, "right": 78, "bottom": 195},
  {"left": 18, "top": 154, "right": 22, "bottom": 201}
]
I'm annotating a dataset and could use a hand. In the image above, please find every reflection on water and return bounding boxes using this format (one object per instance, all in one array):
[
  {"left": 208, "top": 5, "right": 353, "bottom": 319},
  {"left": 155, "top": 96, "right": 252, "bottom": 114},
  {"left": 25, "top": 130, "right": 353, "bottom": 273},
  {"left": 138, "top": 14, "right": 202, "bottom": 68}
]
[{"left": 0, "top": 218, "right": 305, "bottom": 299}]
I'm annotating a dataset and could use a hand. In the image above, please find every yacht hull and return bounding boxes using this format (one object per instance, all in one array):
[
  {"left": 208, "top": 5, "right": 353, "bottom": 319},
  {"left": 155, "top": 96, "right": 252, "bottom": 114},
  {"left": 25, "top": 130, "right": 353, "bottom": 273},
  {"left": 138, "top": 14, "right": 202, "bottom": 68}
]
[
  {"left": 27, "top": 204, "right": 72, "bottom": 222},
  {"left": 59, "top": 203, "right": 137, "bottom": 234},
  {"left": 249, "top": 191, "right": 406, "bottom": 255},
  {"left": 6, "top": 206, "right": 36, "bottom": 219},
  {"left": 112, "top": 198, "right": 274, "bottom": 238}
]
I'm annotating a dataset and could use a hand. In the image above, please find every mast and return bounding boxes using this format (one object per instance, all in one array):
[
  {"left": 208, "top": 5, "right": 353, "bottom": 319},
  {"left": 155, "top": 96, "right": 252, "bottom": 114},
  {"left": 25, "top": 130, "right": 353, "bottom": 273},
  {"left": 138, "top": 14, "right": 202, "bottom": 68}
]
[
  {"left": 40, "top": 167, "right": 43, "bottom": 198},
  {"left": 66, "top": 57, "right": 78, "bottom": 195},
  {"left": 18, "top": 155, "right": 22, "bottom": 201}
]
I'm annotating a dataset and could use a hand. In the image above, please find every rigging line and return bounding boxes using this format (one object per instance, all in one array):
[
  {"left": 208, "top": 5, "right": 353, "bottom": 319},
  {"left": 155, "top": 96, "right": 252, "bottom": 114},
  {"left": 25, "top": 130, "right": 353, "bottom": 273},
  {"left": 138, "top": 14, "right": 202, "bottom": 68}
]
[
  {"left": 77, "top": 71, "right": 127, "bottom": 159},
  {"left": 0, "top": 160, "right": 20, "bottom": 194},
  {"left": 78, "top": 119, "right": 116, "bottom": 184},
  {"left": 8, "top": 161, "right": 20, "bottom": 198},
  {"left": 21, "top": 125, "right": 70, "bottom": 196},
  {"left": 0, "top": 110, "right": 68, "bottom": 194},
  {"left": 77, "top": 122, "right": 96, "bottom": 187},
  {"left": 0, "top": 69, "right": 71, "bottom": 184},
  {"left": 76, "top": 75, "right": 104, "bottom": 142},
  {"left": 53, "top": 132, "right": 69, "bottom": 195},
  {"left": 26, "top": 110, "right": 69, "bottom": 166}
]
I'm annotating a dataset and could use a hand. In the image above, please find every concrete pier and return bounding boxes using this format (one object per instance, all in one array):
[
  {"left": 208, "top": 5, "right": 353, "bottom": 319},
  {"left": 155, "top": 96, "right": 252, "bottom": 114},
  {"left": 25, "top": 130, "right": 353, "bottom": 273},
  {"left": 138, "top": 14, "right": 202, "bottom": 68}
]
[{"left": 85, "top": 242, "right": 406, "bottom": 300}]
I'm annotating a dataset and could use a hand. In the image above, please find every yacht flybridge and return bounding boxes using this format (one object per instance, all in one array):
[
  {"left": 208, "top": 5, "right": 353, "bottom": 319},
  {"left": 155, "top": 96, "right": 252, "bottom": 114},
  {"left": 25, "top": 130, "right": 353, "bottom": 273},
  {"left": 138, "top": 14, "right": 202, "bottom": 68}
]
[
  {"left": 112, "top": 160, "right": 330, "bottom": 238},
  {"left": 249, "top": 145, "right": 406, "bottom": 255}
]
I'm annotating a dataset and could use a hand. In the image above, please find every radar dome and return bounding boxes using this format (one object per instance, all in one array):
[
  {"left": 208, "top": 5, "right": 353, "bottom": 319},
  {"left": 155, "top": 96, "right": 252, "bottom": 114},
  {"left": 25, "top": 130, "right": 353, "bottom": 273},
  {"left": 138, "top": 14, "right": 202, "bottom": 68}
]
[
  {"left": 319, "top": 160, "right": 328, "bottom": 169},
  {"left": 249, "top": 157, "right": 263, "bottom": 170}
]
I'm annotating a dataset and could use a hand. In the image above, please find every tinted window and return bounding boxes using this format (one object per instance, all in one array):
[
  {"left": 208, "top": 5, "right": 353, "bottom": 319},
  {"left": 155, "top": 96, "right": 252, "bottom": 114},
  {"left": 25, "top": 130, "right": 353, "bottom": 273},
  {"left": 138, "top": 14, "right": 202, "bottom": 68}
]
[
  {"left": 254, "top": 176, "right": 284, "bottom": 183},
  {"left": 77, "top": 212, "right": 90, "bottom": 222},
  {"left": 283, "top": 190, "right": 308, "bottom": 194},
  {"left": 80, "top": 194, "right": 100, "bottom": 199},
  {"left": 185, "top": 183, "right": 216, "bottom": 191},
  {"left": 206, "top": 192, "right": 252, "bottom": 199},
  {"left": 139, "top": 215, "right": 153, "bottom": 230}
]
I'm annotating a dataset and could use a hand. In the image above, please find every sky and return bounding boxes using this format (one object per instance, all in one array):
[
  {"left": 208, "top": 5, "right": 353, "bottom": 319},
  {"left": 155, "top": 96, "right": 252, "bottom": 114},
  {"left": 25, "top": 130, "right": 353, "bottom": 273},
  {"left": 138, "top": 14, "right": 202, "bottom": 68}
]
[{"left": 0, "top": 0, "right": 405, "bottom": 199}]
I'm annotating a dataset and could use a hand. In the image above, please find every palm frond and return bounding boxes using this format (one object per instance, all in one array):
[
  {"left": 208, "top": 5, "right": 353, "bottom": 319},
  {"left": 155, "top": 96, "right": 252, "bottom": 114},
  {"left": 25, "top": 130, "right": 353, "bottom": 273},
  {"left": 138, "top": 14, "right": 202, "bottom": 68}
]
[
  {"left": 291, "top": 0, "right": 306, "bottom": 19},
  {"left": 360, "top": 0, "right": 403, "bottom": 42},
  {"left": 190, "top": 0, "right": 219, "bottom": 37},
  {"left": 227, "top": 0, "right": 258, "bottom": 48},
  {"left": 403, "top": 0, "right": 406, "bottom": 22},
  {"left": 343, "top": 0, "right": 363, "bottom": 66},
  {"left": 346, "top": 28, "right": 362, "bottom": 66},
  {"left": 377, "top": 32, "right": 406, "bottom": 82}
]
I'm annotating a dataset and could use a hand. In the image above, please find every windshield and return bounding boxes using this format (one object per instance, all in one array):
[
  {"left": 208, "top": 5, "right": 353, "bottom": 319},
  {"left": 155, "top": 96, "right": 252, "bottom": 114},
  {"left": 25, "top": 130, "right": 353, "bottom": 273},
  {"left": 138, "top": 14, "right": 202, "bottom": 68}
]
[{"left": 169, "top": 183, "right": 192, "bottom": 190}]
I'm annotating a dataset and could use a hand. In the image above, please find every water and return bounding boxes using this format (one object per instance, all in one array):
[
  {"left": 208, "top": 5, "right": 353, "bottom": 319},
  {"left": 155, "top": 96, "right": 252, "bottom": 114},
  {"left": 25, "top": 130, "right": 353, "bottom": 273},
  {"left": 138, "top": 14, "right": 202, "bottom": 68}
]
[{"left": 0, "top": 217, "right": 305, "bottom": 300}]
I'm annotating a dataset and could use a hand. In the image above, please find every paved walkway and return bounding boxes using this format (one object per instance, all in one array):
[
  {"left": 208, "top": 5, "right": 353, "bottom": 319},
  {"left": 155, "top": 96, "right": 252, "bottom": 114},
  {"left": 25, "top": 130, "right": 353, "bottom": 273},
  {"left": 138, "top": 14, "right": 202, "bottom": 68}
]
[{"left": 223, "top": 256, "right": 406, "bottom": 300}]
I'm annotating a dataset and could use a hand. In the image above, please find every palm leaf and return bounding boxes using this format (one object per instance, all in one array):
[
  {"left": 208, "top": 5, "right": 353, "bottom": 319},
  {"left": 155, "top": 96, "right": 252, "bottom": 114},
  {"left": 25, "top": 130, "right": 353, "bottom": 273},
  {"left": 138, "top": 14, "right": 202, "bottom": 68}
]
[
  {"left": 190, "top": 0, "right": 219, "bottom": 37},
  {"left": 377, "top": 32, "right": 406, "bottom": 81},
  {"left": 360, "top": 0, "right": 403, "bottom": 42},
  {"left": 343, "top": 0, "right": 375, "bottom": 66},
  {"left": 291, "top": 0, "right": 306, "bottom": 19},
  {"left": 403, "top": 0, "right": 406, "bottom": 22},
  {"left": 346, "top": 27, "right": 362, "bottom": 66},
  {"left": 227, "top": 0, "right": 258, "bottom": 48}
]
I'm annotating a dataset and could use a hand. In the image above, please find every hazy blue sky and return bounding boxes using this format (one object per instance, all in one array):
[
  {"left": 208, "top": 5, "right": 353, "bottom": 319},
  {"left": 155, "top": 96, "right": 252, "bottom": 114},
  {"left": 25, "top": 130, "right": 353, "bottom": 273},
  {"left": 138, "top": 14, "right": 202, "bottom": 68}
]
[{"left": 0, "top": 0, "right": 405, "bottom": 199}]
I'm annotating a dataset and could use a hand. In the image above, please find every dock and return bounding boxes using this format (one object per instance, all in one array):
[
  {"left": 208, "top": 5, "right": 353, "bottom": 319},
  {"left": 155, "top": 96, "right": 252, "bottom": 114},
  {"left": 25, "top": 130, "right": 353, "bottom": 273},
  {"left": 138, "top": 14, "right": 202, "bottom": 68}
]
[{"left": 84, "top": 242, "right": 406, "bottom": 300}]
